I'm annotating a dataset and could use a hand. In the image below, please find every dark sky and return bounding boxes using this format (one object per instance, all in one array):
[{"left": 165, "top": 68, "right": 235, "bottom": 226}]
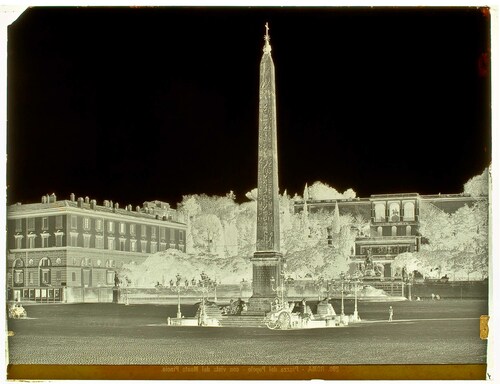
[{"left": 7, "top": 7, "right": 491, "bottom": 207}]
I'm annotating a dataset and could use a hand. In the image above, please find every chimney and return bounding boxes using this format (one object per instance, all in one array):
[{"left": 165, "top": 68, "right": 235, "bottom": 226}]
[
  {"left": 70, "top": 193, "right": 75, "bottom": 202},
  {"left": 90, "top": 199, "right": 97, "bottom": 210},
  {"left": 114, "top": 202, "right": 119, "bottom": 210},
  {"left": 104, "top": 200, "right": 109, "bottom": 208},
  {"left": 50, "top": 193, "right": 57, "bottom": 203},
  {"left": 84, "top": 196, "right": 90, "bottom": 204},
  {"left": 136, "top": 206, "right": 140, "bottom": 212},
  {"left": 128, "top": 204, "right": 132, "bottom": 211},
  {"left": 77, "top": 197, "right": 84, "bottom": 208},
  {"left": 41, "top": 195, "right": 47, "bottom": 203},
  {"left": 162, "top": 216, "right": 167, "bottom": 221}
]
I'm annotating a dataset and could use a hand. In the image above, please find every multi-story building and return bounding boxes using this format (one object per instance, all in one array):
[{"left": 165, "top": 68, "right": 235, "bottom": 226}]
[
  {"left": 7, "top": 193, "right": 187, "bottom": 303},
  {"left": 295, "top": 192, "right": 484, "bottom": 278}
]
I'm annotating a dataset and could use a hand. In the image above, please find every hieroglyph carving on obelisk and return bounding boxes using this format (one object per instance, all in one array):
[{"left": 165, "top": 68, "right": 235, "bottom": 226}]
[{"left": 256, "top": 22, "right": 280, "bottom": 254}]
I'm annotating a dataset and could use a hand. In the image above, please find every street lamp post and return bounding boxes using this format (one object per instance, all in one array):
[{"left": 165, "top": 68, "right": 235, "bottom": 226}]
[
  {"left": 340, "top": 272, "right": 345, "bottom": 318},
  {"left": 314, "top": 276, "right": 324, "bottom": 302},
  {"left": 270, "top": 270, "right": 286, "bottom": 309},
  {"left": 353, "top": 272, "right": 361, "bottom": 321},
  {"left": 169, "top": 273, "right": 184, "bottom": 319},
  {"left": 213, "top": 278, "right": 219, "bottom": 302}
]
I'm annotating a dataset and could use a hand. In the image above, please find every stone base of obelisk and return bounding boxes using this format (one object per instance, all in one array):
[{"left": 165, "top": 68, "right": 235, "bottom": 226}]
[{"left": 245, "top": 251, "right": 284, "bottom": 315}]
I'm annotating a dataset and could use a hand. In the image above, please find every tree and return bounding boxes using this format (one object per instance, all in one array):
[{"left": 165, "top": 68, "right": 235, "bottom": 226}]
[
  {"left": 191, "top": 213, "right": 224, "bottom": 255},
  {"left": 464, "top": 167, "right": 489, "bottom": 197},
  {"left": 331, "top": 201, "right": 340, "bottom": 234},
  {"left": 392, "top": 252, "right": 424, "bottom": 277}
]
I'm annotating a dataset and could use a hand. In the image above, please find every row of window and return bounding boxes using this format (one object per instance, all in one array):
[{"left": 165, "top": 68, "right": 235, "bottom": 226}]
[
  {"left": 14, "top": 232, "right": 184, "bottom": 252},
  {"left": 13, "top": 257, "right": 117, "bottom": 269},
  {"left": 374, "top": 202, "right": 416, "bottom": 222},
  {"left": 376, "top": 225, "right": 413, "bottom": 237},
  {"left": 15, "top": 216, "right": 183, "bottom": 241},
  {"left": 13, "top": 269, "right": 116, "bottom": 286}
]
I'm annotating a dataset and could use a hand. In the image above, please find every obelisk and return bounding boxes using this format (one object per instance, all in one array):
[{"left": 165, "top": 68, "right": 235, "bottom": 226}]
[{"left": 247, "top": 23, "right": 284, "bottom": 314}]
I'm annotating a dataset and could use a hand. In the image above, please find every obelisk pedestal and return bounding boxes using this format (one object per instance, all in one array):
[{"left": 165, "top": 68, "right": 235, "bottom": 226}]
[{"left": 247, "top": 24, "right": 284, "bottom": 315}]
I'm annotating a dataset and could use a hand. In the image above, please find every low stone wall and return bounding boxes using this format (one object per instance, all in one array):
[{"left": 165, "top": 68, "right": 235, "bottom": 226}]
[{"left": 408, "top": 280, "right": 488, "bottom": 299}]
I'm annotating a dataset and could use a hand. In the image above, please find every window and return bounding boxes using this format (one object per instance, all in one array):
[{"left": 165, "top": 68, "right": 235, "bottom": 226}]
[
  {"left": 130, "top": 240, "right": 137, "bottom": 252},
  {"left": 130, "top": 224, "right": 136, "bottom": 236},
  {"left": 15, "top": 219, "right": 22, "bottom": 232},
  {"left": 108, "top": 237, "right": 115, "bottom": 250},
  {"left": 389, "top": 203, "right": 400, "bottom": 222},
  {"left": 150, "top": 241, "right": 157, "bottom": 253},
  {"left": 119, "top": 239, "right": 126, "bottom": 251},
  {"left": 106, "top": 271, "right": 115, "bottom": 285},
  {"left": 56, "top": 271, "right": 62, "bottom": 280},
  {"left": 96, "top": 235, "right": 104, "bottom": 249},
  {"left": 377, "top": 226, "right": 383, "bottom": 236},
  {"left": 42, "top": 217, "right": 49, "bottom": 230},
  {"left": 96, "top": 219, "right": 103, "bottom": 232},
  {"left": 41, "top": 234, "right": 49, "bottom": 248},
  {"left": 403, "top": 202, "right": 415, "bottom": 221},
  {"left": 71, "top": 216, "right": 77, "bottom": 229},
  {"left": 406, "top": 225, "right": 412, "bottom": 236},
  {"left": 179, "top": 231, "right": 184, "bottom": 242},
  {"left": 170, "top": 228, "right": 175, "bottom": 241},
  {"left": 108, "top": 221, "right": 115, "bottom": 233},
  {"left": 70, "top": 233, "right": 78, "bottom": 247},
  {"left": 83, "top": 217, "right": 90, "bottom": 230},
  {"left": 374, "top": 204, "right": 385, "bottom": 222},
  {"left": 72, "top": 272, "right": 76, "bottom": 282},
  {"left": 56, "top": 215, "right": 63, "bottom": 229},
  {"left": 391, "top": 226, "right": 397, "bottom": 236},
  {"left": 141, "top": 240, "right": 147, "bottom": 253},
  {"left": 28, "top": 272, "right": 34, "bottom": 284},
  {"left": 83, "top": 234, "right": 91, "bottom": 248},
  {"left": 28, "top": 235, "right": 36, "bottom": 249},
  {"left": 14, "top": 235, "right": 23, "bottom": 249},
  {"left": 141, "top": 225, "right": 147, "bottom": 238},
  {"left": 55, "top": 232, "right": 63, "bottom": 247},
  {"left": 151, "top": 226, "right": 156, "bottom": 239},
  {"left": 119, "top": 222, "right": 126, "bottom": 234},
  {"left": 14, "top": 270, "right": 24, "bottom": 284},
  {"left": 160, "top": 227, "right": 166, "bottom": 240},
  {"left": 159, "top": 242, "right": 166, "bottom": 252},
  {"left": 27, "top": 217, "right": 35, "bottom": 231}
]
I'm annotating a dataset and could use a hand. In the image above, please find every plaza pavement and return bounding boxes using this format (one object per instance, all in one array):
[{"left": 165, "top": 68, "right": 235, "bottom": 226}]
[{"left": 7, "top": 299, "right": 488, "bottom": 365}]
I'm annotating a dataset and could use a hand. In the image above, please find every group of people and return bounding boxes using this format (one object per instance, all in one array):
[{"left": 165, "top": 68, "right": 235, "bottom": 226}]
[{"left": 221, "top": 298, "right": 247, "bottom": 315}]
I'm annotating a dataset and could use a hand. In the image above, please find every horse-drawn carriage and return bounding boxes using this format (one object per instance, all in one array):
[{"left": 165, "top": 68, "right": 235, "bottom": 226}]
[
  {"left": 8, "top": 303, "right": 27, "bottom": 319},
  {"left": 264, "top": 300, "right": 312, "bottom": 330}
]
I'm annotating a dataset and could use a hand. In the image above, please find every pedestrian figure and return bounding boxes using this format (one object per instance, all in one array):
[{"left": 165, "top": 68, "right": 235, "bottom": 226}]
[
  {"left": 436, "top": 294, "right": 441, "bottom": 300},
  {"left": 388, "top": 306, "right": 393, "bottom": 322},
  {"left": 431, "top": 293, "right": 435, "bottom": 300}
]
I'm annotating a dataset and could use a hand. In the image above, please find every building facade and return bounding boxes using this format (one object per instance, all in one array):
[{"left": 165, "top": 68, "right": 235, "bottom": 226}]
[
  {"left": 7, "top": 193, "right": 187, "bottom": 303},
  {"left": 295, "top": 192, "right": 484, "bottom": 278}
]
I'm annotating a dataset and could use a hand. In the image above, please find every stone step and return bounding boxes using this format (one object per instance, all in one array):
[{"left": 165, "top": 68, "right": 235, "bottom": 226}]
[{"left": 219, "top": 315, "right": 267, "bottom": 328}]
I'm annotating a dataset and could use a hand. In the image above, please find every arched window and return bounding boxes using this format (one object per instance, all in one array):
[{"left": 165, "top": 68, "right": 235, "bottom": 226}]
[
  {"left": 377, "top": 226, "right": 383, "bottom": 236},
  {"left": 39, "top": 257, "right": 52, "bottom": 267},
  {"left": 389, "top": 203, "right": 400, "bottom": 222},
  {"left": 391, "top": 226, "right": 397, "bottom": 236},
  {"left": 406, "top": 225, "right": 412, "bottom": 236},
  {"left": 39, "top": 257, "right": 52, "bottom": 286},
  {"left": 404, "top": 202, "right": 415, "bottom": 221},
  {"left": 375, "top": 203, "right": 385, "bottom": 222}
]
